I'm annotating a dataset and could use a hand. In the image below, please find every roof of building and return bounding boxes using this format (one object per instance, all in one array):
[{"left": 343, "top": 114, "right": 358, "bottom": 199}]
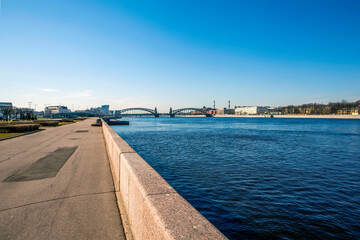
[{"left": 0, "top": 102, "right": 12, "bottom": 107}]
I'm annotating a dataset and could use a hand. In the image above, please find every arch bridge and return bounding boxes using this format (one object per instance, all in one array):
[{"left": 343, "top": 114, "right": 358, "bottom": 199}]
[
  {"left": 169, "top": 108, "right": 212, "bottom": 117},
  {"left": 117, "top": 108, "right": 160, "bottom": 117},
  {"left": 115, "top": 107, "right": 213, "bottom": 117}
]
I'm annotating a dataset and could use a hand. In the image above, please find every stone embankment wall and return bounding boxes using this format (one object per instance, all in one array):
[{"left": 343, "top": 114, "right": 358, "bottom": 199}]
[{"left": 101, "top": 120, "right": 227, "bottom": 240}]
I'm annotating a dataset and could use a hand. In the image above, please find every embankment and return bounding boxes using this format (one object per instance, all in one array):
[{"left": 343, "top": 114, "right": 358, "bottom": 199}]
[
  {"left": 214, "top": 114, "right": 360, "bottom": 119},
  {"left": 101, "top": 120, "right": 227, "bottom": 240}
]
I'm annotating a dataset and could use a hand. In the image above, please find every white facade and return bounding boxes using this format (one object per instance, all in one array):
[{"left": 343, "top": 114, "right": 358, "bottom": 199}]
[
  {"left": 45, "top": 106, "right": 71, "bottom": 114},
  {"left": 235, "top": 106, "right": 269, "bottom": 115}
]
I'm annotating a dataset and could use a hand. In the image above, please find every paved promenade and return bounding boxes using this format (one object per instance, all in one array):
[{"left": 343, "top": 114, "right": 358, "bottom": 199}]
[{"left": 0, "top": 119, "right": 126, "bottom": 239}]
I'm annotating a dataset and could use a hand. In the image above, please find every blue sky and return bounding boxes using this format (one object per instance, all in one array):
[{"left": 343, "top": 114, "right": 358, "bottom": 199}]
[{"left": 0, "top": 0, "right": 359, "bottom": 111}]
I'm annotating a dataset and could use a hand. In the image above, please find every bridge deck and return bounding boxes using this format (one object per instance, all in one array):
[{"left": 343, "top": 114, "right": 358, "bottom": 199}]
[{"left": 0, "top": 118, "right": 126, "bottom": 239}]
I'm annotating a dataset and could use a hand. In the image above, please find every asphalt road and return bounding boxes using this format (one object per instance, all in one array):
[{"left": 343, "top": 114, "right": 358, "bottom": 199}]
[{"left": 0, "top": 118, "right": 126, "bottom": 239}]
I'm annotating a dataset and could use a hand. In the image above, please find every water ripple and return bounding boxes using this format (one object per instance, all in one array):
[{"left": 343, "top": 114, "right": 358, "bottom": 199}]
[{"left": 113, "top": 117, "right": 360, "bottom": 240}]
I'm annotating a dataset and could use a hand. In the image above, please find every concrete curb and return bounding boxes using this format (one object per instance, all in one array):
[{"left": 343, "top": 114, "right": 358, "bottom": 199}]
[{"left": 101, "top": 120, "right": 227, "bottom": 240}]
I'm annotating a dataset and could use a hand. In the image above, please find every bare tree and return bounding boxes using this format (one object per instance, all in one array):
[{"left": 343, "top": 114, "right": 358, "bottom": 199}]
[
  {"left": 0, "top": 106, "right": 14, "bottom": 121},
  {"left": 23, "top": 108, "right": 33, "bottom": 120},
  {"left": 16, "top": 108, "right": 27, "bottom": 120}
]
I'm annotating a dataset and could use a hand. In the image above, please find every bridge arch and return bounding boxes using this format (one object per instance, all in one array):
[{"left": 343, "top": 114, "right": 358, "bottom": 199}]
[
  {"left": 118, "top": 108, "right": 159, "bottom": 117},
  {"left": 171, "top": 108, "right": 211, "bottom": 117}
]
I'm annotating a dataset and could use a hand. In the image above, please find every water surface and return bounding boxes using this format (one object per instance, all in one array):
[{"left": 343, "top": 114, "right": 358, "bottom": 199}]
[{"left": 112, "top": 117, "right": 360, "bottom": 239}]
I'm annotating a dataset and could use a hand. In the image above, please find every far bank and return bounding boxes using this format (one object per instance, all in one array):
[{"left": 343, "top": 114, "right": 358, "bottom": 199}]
[{"left": 214, "top": 114, "right": 360, "bottom": 119}]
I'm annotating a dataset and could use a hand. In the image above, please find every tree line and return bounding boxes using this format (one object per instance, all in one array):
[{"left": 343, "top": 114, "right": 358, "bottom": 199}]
[
  {"left": 274, "top": 100, "right": 360, "bottom": 115},
  {"left": 0, "top": 106, "right": 37, "bottom": 120}
]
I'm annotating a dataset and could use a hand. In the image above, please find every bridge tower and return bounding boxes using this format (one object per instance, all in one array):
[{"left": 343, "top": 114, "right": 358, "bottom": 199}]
[
  {"left": 169, "top": 107, "right": 174, "bottom": 118},
  {"left": 154, "top": 107, "right": 160, "bottom": 118}
]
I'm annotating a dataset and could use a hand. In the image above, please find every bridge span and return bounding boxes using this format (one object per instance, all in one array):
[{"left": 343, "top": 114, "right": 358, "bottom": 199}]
[{"left": 115, "top": 107, "right": 212, "bottom": 118}]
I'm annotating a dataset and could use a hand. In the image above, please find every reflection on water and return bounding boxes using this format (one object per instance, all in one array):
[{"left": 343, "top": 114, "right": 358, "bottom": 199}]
[{"left": 112, "top": 117, "right": 360, "bottom": 240}]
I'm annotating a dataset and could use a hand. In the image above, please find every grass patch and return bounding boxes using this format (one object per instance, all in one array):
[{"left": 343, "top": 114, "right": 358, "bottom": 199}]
[
  {"left": 37, "top": 121, "right": 74, "bottom": 127},
  {"left": 0, "top": 132, "right": 24, "bottom": 139},
  {"left": 0, "top": 129, "right": 43, "bottom": 140},
  {"left": 59, "top": 121, "right": 74, "bottom": 126}
]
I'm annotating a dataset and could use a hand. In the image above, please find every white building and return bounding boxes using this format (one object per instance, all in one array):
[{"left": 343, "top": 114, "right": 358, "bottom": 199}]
[
  {"left": 234, "top": 106, "right": 269, "bottom": 115},
  {"left": 97, "top": 105, "right": 110, "bottom": 115},
  {"left": 45, "top": 106, "right": 71, "bottom": 114}
]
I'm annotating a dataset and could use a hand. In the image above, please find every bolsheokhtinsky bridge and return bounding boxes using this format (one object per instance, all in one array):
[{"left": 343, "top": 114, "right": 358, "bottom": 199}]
[{"left": 115, "top": 107, "right": 213, "bottom": 118}]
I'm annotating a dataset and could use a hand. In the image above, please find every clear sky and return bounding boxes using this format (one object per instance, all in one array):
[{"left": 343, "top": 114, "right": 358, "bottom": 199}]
[{"left": 0, "top": 0, "right": 359, "bottom": 111}]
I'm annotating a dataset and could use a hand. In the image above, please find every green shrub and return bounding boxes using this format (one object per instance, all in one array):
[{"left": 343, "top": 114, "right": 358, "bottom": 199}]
[
  {"left": 33, "top": 120, "right": 59, "bottom": 125},
  {"left": 0, "top": 124, "right": 40, "bottom": 133},
  {"left": 0, "top": 121, "right": 35, "bottom": 125},
  {"left": 37, "top": 121, "right": 59, "bottom": 126},
  {"left": 60, "top": 119, "right": 74, "bottom": 122}
]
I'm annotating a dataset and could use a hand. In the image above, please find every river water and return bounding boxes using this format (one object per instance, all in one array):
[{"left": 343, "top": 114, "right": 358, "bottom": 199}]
[{"left": 112, "top": 117, "right": 360, "bottom": 240}]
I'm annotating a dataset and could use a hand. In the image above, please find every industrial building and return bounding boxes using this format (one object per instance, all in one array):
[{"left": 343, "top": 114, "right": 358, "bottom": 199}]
[
  {"left": 216, "top": 108, "right": 235, "bottom": 115},
  {"left": 215, "top": 101, "right": 235, "bottom": 115}
]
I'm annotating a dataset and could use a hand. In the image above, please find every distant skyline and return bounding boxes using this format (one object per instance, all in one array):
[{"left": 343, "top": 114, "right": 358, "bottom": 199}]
[{"left": 1, "top": 0, "right": 359, "bottom": 112}]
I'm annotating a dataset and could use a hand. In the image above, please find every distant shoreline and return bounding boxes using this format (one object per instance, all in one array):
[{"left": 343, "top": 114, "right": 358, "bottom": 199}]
[{"left": 214, "top": 114, "right": 360, "bottom": 119}]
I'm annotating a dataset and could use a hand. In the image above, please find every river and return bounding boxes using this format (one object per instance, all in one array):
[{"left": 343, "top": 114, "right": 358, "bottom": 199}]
[{"left": 112, "top": 117, "right": 360, "bottom": 240}]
